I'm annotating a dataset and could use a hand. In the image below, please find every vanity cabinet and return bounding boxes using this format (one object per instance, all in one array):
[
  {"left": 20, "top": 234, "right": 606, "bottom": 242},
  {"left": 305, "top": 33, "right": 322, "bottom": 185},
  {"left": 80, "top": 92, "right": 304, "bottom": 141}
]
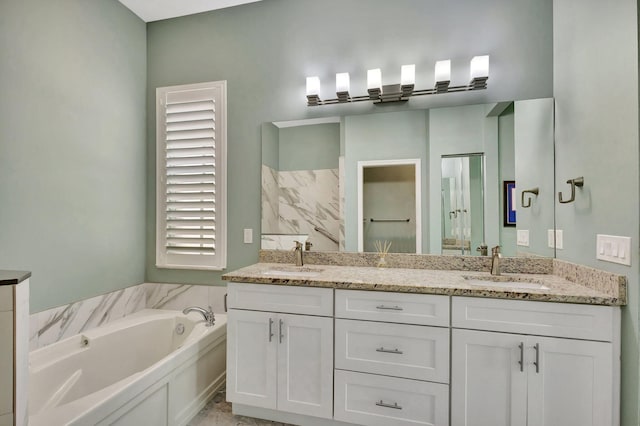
[
  {"left": 226, "top": 283, "right": 334, "bottom": 419},
  {"left": 334, "top": 290, "right": 450, "bottom": 426},
  {"left": 451, "top": 296, "right": 619, "bottom": 426}
]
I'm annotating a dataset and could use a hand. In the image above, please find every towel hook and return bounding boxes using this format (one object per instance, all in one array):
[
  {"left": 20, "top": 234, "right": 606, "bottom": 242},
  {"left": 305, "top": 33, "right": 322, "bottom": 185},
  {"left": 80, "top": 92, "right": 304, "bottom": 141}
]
[
  {"left": 558, "top": 177, "right": 584, "bottom": 204},
  {"left": 521, "top": 188, "right": 539, "bottom": 208}
]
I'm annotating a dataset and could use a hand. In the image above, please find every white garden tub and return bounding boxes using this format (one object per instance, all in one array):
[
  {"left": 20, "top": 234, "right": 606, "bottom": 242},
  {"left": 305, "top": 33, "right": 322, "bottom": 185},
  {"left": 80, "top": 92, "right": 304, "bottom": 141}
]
[{"left": 29, "top": 309, "right": 227, "bottom": 426}]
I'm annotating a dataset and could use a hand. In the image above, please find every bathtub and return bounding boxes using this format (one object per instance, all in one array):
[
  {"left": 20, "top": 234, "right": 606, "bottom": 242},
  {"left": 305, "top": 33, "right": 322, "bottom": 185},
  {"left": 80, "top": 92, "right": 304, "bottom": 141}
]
[{"left": 29, "top": 309, "right": 227, "bottom": 426}]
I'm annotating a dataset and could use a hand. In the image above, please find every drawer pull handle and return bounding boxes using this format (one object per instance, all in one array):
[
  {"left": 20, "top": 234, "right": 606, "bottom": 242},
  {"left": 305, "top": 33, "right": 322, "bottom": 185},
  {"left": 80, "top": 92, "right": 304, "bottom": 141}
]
[
  {"left": 376, "top": 347, "right": 403, "bottom": 355},
  {"left": 376, "top": 400, "right": 402, "bottom": 410},
  {"left": 375, "top": 305, "right": 403, "bottom": 311}
]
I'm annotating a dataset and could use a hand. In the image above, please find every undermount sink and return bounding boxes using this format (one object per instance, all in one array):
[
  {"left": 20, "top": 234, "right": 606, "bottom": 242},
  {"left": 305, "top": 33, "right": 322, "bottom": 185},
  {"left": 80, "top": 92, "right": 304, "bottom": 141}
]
[
  {"left": 263, "top": 266, "right": 324, "bottom": 277},
  {"left": 463, "top": 275, "right": 550, "bottom": 291}
]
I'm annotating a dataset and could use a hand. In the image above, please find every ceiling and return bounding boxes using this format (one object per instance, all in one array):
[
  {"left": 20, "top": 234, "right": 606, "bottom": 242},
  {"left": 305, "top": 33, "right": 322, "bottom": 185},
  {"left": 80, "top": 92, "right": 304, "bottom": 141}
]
[{"left": 118, "top": 0, "right": 263, "bottom": 22}]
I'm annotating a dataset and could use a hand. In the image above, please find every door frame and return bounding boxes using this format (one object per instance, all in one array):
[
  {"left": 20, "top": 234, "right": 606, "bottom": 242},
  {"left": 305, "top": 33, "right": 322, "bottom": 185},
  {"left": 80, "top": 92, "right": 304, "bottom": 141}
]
[{"left": 357, "top": 158, "right": 422, "bottom": 253}]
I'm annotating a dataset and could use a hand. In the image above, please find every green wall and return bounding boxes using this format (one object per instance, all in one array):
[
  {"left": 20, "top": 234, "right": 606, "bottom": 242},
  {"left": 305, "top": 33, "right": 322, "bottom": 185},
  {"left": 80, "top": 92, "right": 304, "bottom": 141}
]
[
  {"left": 554, "top": 0, "right": 639, "bottom": 424},
  {"left": 0, "top": 0, "right": 147, "bottom": 312},
  {"left": 498, "top": 105, "right": 517, "bottom": 256},
  {"left": 145, "top": 0, "right": 554, "bottom": 284},
  {"left": 278, "top": 123, "right": 340, "bottom": 171},
  {"left": 343, "top": 111, "right": 429, "bottom": 252}
]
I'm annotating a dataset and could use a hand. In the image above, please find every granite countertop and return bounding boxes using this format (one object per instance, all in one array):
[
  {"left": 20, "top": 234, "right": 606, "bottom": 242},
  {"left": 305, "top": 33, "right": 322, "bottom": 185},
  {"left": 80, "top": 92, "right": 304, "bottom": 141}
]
[
  {"left": 222, "top": 262, "right": 625, "bottom": 306},
  {"left": 0, "top": 270, "right": 31, "bottom": 286}
]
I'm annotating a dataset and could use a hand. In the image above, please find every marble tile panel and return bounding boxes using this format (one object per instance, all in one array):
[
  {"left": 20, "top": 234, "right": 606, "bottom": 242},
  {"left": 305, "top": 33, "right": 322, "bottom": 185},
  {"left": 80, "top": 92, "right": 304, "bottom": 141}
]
[
  {"left": 144, "top": 283, "right": 208, "bottom": 310},
  {"left": 261, "top": 165, "right": 279, "bottom": 234},
  {"left": 30, "top": 284, "right": 146, "bottom": 350}
]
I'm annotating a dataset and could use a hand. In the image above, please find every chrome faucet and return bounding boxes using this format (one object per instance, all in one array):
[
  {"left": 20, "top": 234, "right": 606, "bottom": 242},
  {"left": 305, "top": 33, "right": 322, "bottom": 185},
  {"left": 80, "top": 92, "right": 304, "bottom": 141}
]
[
  {"left": 293, "top": 241, "right": 304, "bottom": 266},
  {"left": 491, "top": 245, "right": 502, "bottom": 275},
  {"left": 182, "top": 306, "right": 215, "bottom": 327}
]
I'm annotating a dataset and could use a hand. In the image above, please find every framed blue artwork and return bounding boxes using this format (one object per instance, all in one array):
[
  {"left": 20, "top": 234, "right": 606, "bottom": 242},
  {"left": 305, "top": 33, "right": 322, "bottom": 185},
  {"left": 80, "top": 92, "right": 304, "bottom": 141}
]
[{"left": 504, "top": 181, "right": 516, "bottom": 227}]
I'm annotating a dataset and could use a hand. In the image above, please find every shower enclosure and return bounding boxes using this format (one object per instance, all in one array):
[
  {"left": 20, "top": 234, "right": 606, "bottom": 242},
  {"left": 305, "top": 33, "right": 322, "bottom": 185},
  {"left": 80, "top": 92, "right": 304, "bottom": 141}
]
[{"left": 441, "top": 154, "right": 484, "bottom": 255}]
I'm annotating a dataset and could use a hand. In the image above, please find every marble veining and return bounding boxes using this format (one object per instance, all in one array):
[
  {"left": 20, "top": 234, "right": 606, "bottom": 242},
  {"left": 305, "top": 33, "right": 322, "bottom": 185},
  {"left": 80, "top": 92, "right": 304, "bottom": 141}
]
[
  {"left": 31, "top": 282, "right": 228, "bottom": 350},
  {"left": 262, "top": 166, "right": 340, "bottom": 252},
  {"left": 226, "top": 259, "right": 626, "bottom": 306},
  {"left": 31, "top": 284, "right": 146, "bottom": 350}
]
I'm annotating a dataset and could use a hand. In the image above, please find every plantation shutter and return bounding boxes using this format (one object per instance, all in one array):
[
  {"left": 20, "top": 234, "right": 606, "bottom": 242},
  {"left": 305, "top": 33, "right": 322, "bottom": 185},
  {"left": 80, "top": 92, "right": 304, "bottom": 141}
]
[{"left": 156, "top": 81, "right": 227, "bottom": 270}]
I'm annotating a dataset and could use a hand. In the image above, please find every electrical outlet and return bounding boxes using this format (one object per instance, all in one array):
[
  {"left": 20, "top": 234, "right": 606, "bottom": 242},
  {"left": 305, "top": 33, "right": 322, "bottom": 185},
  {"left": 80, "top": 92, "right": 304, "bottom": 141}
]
[
  {"left": 517, "top": 230, "right": 530, "bottom": 247},
  {"left": 243, "top": 228, "right": 253, "bottom": 244},
  {"left": 596, "top": 234, "right": 631, "bottom": 266},
  {"left": 547, "top": 229, "right": 563, "bottom": 249}
]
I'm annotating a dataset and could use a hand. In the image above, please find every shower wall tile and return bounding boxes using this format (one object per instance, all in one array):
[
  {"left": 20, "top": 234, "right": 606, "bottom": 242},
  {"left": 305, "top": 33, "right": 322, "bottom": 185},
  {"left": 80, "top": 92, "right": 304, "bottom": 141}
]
[
  {"left": 278, "top": 168, "right": 340, "bottom": 252},
  {"left": 261, "top": 165, "right": 279, "bottom": 233}
]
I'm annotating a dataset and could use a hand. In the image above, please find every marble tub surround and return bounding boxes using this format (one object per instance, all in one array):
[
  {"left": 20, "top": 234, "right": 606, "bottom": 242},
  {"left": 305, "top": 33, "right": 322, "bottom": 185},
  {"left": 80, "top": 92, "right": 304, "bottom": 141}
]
[
  {"left": 30, "top": 282, "right": 228, "bottom": 350},
  {"left": 223, "top": 261, "right": 625, "bottom": 306},
  {"left": 259, "top": 249, "right": 553, "bottom": 274},
  {"left": 144, "top": 282, "right": 227, "bottom": 313},
  {"left": 30, "top": 284, "right": 147, "bottom": 350}
]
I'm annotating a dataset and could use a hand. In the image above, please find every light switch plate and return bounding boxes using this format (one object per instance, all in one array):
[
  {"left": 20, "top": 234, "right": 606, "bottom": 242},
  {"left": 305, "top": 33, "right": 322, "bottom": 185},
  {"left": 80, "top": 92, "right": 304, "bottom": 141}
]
[
  {"left": 517, "top": 230, "right": 530, "bottom": 247},
  {"left": 548, "top": 229, "right": 555, "bottom": 248},
  {"left": 243, "top": 228, "right": 253, "bottom": 244},
  {"left": 596, "top": 234, "right": 631, "bottom": 266}
]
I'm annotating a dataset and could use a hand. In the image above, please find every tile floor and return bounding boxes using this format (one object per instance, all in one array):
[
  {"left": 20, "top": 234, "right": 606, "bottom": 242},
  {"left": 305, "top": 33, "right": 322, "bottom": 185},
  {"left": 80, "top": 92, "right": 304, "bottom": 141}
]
[{"left": 187, "top": 390, "right": 295, "bottom": 426}]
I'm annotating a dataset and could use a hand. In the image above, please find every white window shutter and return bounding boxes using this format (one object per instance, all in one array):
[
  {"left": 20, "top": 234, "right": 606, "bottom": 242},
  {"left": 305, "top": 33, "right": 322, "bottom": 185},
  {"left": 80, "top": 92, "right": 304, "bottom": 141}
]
[{"left": 156, "top": 81, "right": 227, "bottom": 270}]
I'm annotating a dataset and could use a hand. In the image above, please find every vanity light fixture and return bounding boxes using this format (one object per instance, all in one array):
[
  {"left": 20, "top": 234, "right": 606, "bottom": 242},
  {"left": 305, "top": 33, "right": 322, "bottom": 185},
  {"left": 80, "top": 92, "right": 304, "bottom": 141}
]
[{"left": 306, "top": 55, "right": 489, "bottom": 106}]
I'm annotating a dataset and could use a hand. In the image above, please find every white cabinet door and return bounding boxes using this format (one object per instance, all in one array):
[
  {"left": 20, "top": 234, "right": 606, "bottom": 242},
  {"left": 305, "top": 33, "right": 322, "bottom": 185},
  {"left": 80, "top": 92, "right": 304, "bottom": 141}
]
[
  {"left": 226, "top": 309, "right": 277, "bottom": 409},
  {"left": 277, "top": 313, "right": 333, "bottom": 419},
  {"left": 527, "top": 336, "right": 612, "bottom": 426},
  {"left": 451, "top": 329, "right": 527, "bottom": 426}
]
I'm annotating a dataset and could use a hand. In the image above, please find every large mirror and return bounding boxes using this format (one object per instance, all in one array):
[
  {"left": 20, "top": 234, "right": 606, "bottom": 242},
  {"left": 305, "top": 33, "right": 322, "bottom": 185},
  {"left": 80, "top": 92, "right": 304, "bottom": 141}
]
[{"left": 261, "top": 98, "right": 555, "bottom": 257}]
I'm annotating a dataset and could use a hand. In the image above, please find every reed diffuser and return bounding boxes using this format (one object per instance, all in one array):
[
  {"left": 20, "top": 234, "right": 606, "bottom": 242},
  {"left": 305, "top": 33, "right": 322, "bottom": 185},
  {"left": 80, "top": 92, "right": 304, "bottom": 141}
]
[{"left": 374, "top": 240, "right": 392, "bottom": 268}]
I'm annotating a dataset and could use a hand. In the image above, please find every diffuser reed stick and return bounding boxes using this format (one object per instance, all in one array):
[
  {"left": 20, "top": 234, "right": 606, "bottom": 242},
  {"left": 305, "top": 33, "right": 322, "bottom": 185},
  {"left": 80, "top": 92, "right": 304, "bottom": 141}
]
[{"left": 374, "top": 240, "right": 392, "bottom": 268}]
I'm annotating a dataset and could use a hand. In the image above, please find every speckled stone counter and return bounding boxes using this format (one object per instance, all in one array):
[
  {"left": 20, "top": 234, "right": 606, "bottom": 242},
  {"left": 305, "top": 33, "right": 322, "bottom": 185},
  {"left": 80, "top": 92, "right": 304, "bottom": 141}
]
[{"left": 223, "top": 256, "right": 626, "bottom": 306}]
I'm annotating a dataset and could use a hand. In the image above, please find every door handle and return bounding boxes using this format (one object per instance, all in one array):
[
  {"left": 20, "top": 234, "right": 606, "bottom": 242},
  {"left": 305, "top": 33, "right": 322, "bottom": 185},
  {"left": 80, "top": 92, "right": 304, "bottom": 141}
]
[
  {"left": 279, "top": 319, "right": 284, "bottom": 343},
  {"left": 533, "top": 343, "right": 540, "bottom": 373},
  {"left": 518, "top": 342, "right": 524, "bottom": 372}
]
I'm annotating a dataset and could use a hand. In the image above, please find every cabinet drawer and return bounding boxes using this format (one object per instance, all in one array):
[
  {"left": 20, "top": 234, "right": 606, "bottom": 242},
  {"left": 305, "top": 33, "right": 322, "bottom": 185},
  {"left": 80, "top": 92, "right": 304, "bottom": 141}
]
[
  {"left": 334, "top": 369, "right": 449, "bottom": 426},
  {"left": 227, "top": 283, "right": 333, "bottom": 316},
  {"left": 335, "top": 290, "right": 449, "bottom": 326},
  {"left": 452, "top": 296, "right": 616, "bottom": 341},
  {"left": 335, "top": 319, "right": 449, "bottom": 383}
]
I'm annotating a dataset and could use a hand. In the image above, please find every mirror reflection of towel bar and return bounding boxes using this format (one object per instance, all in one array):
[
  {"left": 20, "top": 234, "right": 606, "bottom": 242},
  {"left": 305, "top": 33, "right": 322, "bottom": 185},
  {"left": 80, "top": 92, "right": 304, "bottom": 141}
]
[
  {"left": 367, "top": 218, "right": 411, "bottom": 223},
  {"left": 521, "top": 188, "right": 539, "bottom": 208},
  {"left": 558, "top": 177, "right": 584, "bottom": 204}
]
